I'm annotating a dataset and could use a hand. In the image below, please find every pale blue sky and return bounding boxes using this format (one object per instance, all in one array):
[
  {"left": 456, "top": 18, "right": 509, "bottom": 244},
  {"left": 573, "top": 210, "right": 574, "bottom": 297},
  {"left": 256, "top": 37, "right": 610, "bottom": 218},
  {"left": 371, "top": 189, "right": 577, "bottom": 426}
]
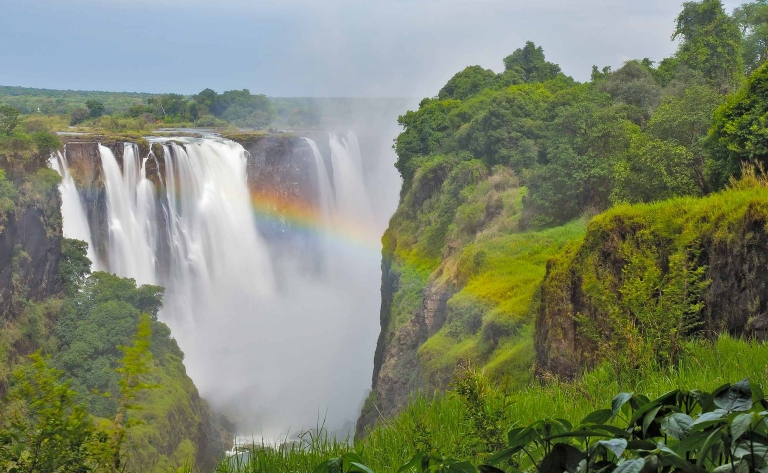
[{"left": 0, "top": 0, "right": 743, "bottom": 97}]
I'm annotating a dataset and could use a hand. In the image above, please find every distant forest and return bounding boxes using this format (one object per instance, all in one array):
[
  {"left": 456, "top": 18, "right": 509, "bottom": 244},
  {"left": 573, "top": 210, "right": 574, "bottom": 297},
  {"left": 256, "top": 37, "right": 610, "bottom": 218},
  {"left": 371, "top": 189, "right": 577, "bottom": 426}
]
[{"left": 0, "top": 85, "right": 402, "bottom": 130}]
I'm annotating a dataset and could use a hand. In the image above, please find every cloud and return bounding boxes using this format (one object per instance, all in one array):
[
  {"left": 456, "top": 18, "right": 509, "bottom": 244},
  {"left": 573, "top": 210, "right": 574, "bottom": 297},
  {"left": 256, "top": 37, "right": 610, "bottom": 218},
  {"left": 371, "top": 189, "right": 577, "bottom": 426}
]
[{"left": 0, "top": 0, "right": 746, "bottom": 96}]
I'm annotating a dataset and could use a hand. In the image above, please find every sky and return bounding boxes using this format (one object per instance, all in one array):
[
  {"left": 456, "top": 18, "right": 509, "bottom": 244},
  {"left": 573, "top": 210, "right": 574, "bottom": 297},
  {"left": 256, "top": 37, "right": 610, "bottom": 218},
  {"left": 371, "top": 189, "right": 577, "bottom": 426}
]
[{"left": 0, "top": 0, "right": 743, "bottom": 98}]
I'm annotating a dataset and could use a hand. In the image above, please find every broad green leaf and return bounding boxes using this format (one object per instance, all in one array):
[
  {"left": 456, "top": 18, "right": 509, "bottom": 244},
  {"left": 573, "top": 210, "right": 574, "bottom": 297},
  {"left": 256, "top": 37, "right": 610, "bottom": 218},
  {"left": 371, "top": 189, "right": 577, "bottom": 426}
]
[
  {"left": 445, "top": 460, "right": 477, "bottom": 473},
  {"left": 712, "top": 460, "right": 749, "bottom": 473},
  {"left": 397, "top": 453, "right": 424, "bottom": 473},
  {"left": 512, "top": 427, "right": 539, "bottom": 448},
  {"left": 538, "top": 444, "right": 585, "bottom": 473},
  {"left": 478, "top": 466, "right": 506, "bottom": 473},
  {"left": 626, "top": 440, "right": 657, "bottom": 451},
  {"left": 676, "top": 430, "right": 712, "bottom": 453},
  {"left": 661, "top": 413, "right": 694, "bottom": 440},
  {"left": 596, "top": 438, "right": 627, "bottom": 458},
  {"left": 350, "top": 462, "right": 376, "bottom": 473},
  {"left": 591, "top": 424, "right": 631, "bottom": 438},
  {"left": 613, "top": 458, "right": 645, "bottom": 473},
  {"left": 653, "top": 390, "right": 681, "bottom": 406},
  {"left": 731, "top": 413, "right": 757, "bottom": 447},
  {"left": 643, "top": 405, "right": 663, "bottom": 435},
  {"left": 733, "top": 441, "right": 768, "bottom": 459},
  {"left": 581, "top": 409, "right": 613, "bottom": 425},
  {"left": 697, "top": 426, "right": 725, "bottom": 466},
  {"left": 753, "top": 384, "right": 765, "bottom": 403},
  {"left": 693, "top": 409, "right": 728, "bottom": 428},
  {"left": 612, "top": 393, "right": 634, "bottom": 417},
  {"left": 630, "top": 401, "right": 660, "bottom": 426},
  {"left": 657, "top": 444, "right": 697, "bottom": 473},
  {"left": 485, "top": 447, "right": 523, "bottom": 466},
  {"left": 312, "top": 460, "right": 332, "bottom": 473},
  {"left": 507, "top": 427, "right": 525, "bottom": 446},
  {"left": 544, "top": 430, "right": 611, "bottom": 441},
  {"left": 715, "top": 379, "right": 753, "bottom": 413}
]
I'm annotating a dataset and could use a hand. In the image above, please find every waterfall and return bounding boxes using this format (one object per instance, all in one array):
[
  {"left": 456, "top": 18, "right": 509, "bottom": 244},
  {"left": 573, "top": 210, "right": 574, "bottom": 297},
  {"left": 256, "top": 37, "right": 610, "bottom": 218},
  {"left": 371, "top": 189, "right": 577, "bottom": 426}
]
[
  {"left": 303, "top": 137, "right": 334, "bottom": 224},
  {"left": 328, "top": 132, "right": 375, "bottom": 225},
  {"left": 159, "top": 139, "right": 275, "bottom": 329},
  {"left": 61, "top": 133, "right": 388, "bottom": 438},
  {"left": 50, "top": 151, "right": 100, "bottom": 270}
]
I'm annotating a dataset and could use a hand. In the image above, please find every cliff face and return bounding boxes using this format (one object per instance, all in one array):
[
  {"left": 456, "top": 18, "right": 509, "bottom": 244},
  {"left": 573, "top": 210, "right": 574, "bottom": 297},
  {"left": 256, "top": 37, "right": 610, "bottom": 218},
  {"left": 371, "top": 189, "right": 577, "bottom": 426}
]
[
  {"left": 0, "top": 160, "right": 62, "bottom": 317},
  {"left": 536, "top": 187, "right": 768, "bottom": 379},
  {"left": 356, "top": 159, "right": 581, "bottom": 437}
]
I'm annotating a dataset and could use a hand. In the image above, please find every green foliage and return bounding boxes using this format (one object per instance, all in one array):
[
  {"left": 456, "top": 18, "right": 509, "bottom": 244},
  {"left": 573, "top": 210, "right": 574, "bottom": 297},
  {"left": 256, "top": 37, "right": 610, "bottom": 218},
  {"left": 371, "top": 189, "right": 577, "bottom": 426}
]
[
  {"left": 526, "top": 95, "right": 637, "bottom": 227},
  {"left": 734, "top": 0, "right": 768, "bottom": 73},
  {"left": 70, "top": 108, "right": 89, "bottom": 126},
  {"left": 192, "top": 88, "right": 275, "bottom": 128},
  {"left": 439, "top": 67, "right": 501, "bottom": 101},
  {"left": 0, "top": 353, "right": 96, "bottom": 473},
  {"left": 613, "top": 135, "right": 700, "bottom": 204},
  {"left": 503, "top": 42, "right": 561, "bottom": 83},
  {"left": 225, "top": 337, "right": 768, "bottom": 473},
  {"left": 52, "top": 271, "right": 165, "bottom": 417},
  {"left": 709, "top": 61, "right": 768, "bottom": 187},
  {"left": 59, "top": 238, "right": 91, "bottom": 296},
  {"left": 596, "top": 61, "right": 662, "bottom": 125},
  {"left": 85, "top": 99, "right": 105, "bottom": 118},
  {"left": 0, "top": 105, "right": 21, "bottom": 135},
  {"left": 673, "top": 0, "right": 744, "bottom": 93}
]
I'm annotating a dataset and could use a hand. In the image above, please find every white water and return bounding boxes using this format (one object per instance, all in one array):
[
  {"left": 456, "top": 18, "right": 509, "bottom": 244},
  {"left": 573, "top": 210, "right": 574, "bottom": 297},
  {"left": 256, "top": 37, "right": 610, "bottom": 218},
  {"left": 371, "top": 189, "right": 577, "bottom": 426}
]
[
  {"left": 99, "top": 144, "right": 157, "bottom": 285},
  {"left": 50, "top": 151, "right": 100, "bottom": 270},
  {"left": 328, "top": 132, "right": 375, "bottom": 227},
  {"left": 60, "top": 133, "right": 387, "bottom": 437}
]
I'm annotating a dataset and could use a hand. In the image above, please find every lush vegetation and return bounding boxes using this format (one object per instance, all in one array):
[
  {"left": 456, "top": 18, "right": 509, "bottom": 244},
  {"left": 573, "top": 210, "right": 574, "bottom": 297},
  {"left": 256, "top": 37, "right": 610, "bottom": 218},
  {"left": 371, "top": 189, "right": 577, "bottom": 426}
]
[
  {"left": 0, "top": 86, "right": 333, "bottom": 133},
  {"left": 345, "top": 1, "right": 768, "bottom": 471},
  {"left": 221, "top": 336, "right": 768, "bottom": 473},
  {"left": 0, "top": 132, "right": 227, "bottom": 471}
]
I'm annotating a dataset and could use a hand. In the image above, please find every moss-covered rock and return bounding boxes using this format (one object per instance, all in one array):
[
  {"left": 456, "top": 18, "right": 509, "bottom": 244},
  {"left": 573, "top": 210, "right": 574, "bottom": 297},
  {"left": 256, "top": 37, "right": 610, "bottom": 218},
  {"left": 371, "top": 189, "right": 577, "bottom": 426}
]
[{"left": 536, "top": 185, "right": 768, "bottom": 379}]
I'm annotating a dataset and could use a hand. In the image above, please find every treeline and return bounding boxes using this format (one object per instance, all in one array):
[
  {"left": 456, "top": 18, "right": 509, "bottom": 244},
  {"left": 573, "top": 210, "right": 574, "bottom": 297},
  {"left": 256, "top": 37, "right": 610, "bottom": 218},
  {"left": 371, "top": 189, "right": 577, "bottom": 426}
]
[
  {"left": 395, "top": 0, "right": 768, "bottom": 228},
  {"left": 0, "top": 85, "right": 324, "bottom": 130}
]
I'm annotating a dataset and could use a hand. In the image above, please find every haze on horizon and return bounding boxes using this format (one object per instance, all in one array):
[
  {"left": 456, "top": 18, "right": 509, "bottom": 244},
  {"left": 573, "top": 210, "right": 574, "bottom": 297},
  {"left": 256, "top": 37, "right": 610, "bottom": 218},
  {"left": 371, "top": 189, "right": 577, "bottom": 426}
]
[{"left": 0, "top": 0, "right": 743, "bottom": 97}]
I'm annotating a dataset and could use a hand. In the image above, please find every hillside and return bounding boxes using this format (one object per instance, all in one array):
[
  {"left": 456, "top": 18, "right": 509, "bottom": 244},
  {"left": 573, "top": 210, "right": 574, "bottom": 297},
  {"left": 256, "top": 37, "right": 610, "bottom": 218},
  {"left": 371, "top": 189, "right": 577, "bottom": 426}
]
[{"left": 357, "top": 0, "right": 768, "bottom": 437}]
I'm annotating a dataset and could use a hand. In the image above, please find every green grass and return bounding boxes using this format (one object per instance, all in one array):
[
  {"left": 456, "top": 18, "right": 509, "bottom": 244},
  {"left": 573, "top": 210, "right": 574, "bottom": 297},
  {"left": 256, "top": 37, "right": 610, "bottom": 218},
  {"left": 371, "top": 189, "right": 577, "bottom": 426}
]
[{"left": 219, "top": 335, "right": 768, "bottom": 472}]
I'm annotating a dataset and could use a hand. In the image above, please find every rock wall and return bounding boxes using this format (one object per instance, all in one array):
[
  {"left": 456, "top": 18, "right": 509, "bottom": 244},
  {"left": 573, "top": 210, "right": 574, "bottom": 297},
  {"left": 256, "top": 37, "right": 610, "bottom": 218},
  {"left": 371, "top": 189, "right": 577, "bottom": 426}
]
[
  {"left": 535, "top": 191, "right": 768, "bottom": 379},
  {"left": 0, "top": 198, "right": 62, "bottom": 316}
]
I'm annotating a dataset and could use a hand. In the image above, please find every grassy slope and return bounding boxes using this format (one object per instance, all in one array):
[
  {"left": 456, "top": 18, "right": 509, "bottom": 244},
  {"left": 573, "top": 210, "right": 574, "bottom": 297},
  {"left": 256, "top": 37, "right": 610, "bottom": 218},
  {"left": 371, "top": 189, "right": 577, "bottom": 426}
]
[
  {"left": 222, "top": 336, "right": 768, "bottom": 472},
  {"left": 375, "top": 157, "right": 587, "bottom": 403}
]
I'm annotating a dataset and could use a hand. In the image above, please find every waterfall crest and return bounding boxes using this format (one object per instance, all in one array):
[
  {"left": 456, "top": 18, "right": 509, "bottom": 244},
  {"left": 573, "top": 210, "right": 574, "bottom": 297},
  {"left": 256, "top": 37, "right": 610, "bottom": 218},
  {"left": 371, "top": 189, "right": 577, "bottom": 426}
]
[{"left": 50, "top": 151, "right": 100, "bottom": 270}]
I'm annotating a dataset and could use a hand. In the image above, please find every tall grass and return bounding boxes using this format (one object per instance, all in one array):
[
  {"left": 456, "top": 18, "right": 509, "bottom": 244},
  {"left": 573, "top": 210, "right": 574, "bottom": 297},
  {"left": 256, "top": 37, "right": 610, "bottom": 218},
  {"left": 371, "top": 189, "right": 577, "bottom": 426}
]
[{"left": 219, "top": 335, "right": 768, "bottom": 472}]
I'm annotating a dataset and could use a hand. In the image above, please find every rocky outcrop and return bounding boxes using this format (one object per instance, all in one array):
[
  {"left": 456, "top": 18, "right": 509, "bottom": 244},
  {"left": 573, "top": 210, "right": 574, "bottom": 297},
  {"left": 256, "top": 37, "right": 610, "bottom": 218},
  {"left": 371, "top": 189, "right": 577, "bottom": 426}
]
[
  {"left": 536, "top": 191, "right": 768, "bottom": 379},
  {"left": 0, "top": 198, "right": 62, "bottom": 316},
  {"left": 357, "top": 232, "right": 454, "bottom": 436}
]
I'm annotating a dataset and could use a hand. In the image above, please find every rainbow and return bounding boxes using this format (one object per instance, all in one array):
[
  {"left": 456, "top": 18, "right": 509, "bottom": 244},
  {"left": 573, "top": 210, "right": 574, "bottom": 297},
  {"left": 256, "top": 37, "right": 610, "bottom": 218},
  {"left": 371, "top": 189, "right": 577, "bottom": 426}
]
[{"left": 249, "top": 190, "right": 384, "bottom": 251}]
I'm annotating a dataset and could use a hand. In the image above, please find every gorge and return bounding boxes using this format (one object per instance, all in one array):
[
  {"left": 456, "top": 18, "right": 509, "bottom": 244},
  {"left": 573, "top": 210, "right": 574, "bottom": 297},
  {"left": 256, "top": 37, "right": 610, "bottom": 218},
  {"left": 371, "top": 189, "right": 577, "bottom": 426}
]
[{"left": 50, "top": 128, "right": 402, "bottom": 440}]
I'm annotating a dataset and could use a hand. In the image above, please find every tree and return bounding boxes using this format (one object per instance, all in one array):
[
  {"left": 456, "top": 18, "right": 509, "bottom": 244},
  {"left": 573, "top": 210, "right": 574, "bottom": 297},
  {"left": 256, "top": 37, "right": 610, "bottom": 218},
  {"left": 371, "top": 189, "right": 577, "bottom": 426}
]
[
  {"left": 70, "top": 108, "right": 89, "bottom": 126},
  {"left": 503, "top": 41, "right": 562, "bottom": 83},
  {"left": 596, "top": 60, "right": 662, "bottom": 125},
  {"left": 0, "top": 105, "right": 20, "bottom": 135},
  {"left": 85, "top": 99, "right": 105, "bottom": 118},
  {"left": 613, "top": 135, "right": 700, "bottom": 204},
  {"left": 525, "top": 99, "right": 637, "bottom": 227},
  {"left": 0, "top": 354, "right": 96, "bottom": 472},
  {"left": 438, "top": 66, "right": 500, "bottom": 100},
  {"left": 673, "top": 0, "right": 744, "bottom": 93},
  {"left": 457, "top": 83, "right": 551, "bottom": 169},
  {"left": 734, "top": 0, "right": 768, "bottom": 73},
  {"left": 647, "top": 84, "right": 723, "bottom": 191},
  {"left": 709, "top": 61, "right": 768, "bottom": 187},
  {"left": 60, "top": 238, "right": 92, "bottom": 296}
]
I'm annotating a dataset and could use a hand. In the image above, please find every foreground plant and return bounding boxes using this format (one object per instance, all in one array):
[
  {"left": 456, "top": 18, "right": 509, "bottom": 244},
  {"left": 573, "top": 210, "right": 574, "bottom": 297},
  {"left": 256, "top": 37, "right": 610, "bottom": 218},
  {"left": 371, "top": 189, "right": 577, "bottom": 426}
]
[{"left": 316, "top": 378, "right": 768, "bottom": 473}]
